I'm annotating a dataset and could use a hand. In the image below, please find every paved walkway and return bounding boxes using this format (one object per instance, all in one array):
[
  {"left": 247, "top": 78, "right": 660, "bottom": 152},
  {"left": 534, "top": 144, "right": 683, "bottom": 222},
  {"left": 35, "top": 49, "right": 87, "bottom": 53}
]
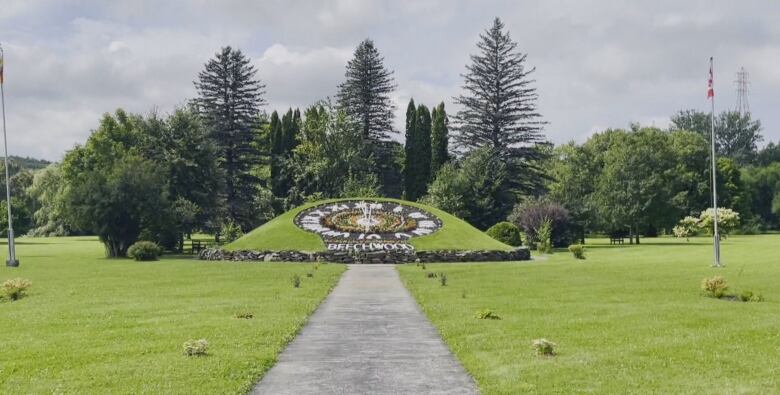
[{"left": 251, "top": 264, "right": 478, "bottom": 395}]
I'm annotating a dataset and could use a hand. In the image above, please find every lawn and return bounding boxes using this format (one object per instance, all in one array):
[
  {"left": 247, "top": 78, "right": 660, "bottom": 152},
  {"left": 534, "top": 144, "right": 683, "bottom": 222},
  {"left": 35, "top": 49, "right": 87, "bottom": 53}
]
[
  {"left": 226, "top": 198, "right": 512, "bottom": 252},
  {"left": 0, "top": 237, "right": 345, "bottom": 394},
  {"left": 398, "top": 235, "right": 780, "bottom": 394}
]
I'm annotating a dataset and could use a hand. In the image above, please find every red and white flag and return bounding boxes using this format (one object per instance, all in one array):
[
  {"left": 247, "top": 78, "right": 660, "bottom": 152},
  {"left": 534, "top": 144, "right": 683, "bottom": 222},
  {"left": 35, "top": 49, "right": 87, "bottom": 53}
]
[{"left": 707, "top": 57, "right": 714, "bottom": 99}]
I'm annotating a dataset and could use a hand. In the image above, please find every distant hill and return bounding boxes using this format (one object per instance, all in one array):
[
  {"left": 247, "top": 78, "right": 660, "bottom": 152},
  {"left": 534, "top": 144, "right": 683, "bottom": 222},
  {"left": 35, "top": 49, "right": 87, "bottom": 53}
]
[{"left": 7, "top": 156, "right": 51, "bottom": 171}]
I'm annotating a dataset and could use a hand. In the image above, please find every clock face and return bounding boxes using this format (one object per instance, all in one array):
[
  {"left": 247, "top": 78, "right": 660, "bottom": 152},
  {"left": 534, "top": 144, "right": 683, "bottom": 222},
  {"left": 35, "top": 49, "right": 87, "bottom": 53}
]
[{"left": 294, "top": 200, "right": 443, "bottom": 251}]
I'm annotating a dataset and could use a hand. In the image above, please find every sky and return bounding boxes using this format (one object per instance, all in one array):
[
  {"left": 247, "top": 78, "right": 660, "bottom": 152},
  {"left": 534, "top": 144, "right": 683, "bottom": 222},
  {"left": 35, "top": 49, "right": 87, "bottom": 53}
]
[{"left": 1, "top": 0, "right": 779, "bottom": 161}]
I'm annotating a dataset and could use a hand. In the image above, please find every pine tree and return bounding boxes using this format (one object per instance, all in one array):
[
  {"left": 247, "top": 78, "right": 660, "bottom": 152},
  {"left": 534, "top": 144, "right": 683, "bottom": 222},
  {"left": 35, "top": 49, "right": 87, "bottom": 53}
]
[
  {"left": 194, "top": 46, "right": 266, "bottom": 229},
  {"left": 430, "top": 102, "right": 450, "bottom": 177},
  {"left": 416, "top": 104, "right": 432, "bottom": 194},
  {"left": 337, "top": 39, "right": 396, "bottom": 143},
  {"left": 403, "top": 99, "right": 418, "bottom": 200},
  {"left": 453, "top": 18, "right": 547, "bottom": 193}
]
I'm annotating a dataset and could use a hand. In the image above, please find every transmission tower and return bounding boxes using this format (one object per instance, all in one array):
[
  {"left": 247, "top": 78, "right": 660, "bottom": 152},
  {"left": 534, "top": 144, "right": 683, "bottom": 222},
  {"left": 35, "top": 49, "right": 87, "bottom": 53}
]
[{"left": 734, "top": 67, "right": 750, "bottom": 116}]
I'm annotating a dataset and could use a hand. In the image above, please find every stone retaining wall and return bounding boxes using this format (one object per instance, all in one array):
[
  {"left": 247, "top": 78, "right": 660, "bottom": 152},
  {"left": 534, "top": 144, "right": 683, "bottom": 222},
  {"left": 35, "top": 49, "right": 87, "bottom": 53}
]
[{"left": 199, "top": 247, "right": 531, "bottom": 264}]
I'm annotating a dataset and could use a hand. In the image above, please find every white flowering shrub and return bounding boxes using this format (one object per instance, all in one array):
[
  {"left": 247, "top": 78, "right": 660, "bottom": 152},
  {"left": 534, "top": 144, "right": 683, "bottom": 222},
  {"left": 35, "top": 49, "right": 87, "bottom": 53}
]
[
  {"left": 672, "top": 216, "right": 700, "bottom": 241},
  {"left": 698, "top": 208, "right": 740, "bottom": 237}
]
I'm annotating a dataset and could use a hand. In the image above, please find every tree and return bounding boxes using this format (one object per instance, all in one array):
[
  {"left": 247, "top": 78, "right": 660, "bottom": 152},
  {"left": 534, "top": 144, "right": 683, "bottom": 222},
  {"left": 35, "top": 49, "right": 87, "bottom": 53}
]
[
  {"left": 337, "top": 39, "right": 396, "bottom": 143},
  {"left": 194, "top": 46, "right": 266, "bottom": 230},
  {"left": 417, "top": 104, "right": 432, "bottom": 192},
  {"left": 742, "top": 163, "right": 780, "bottom": 228},
  {"left": 137, "top": 108, "right": 223, "bottom": 248},
  {"left": 757, "top": 142, "right": 780, "bottom": 166},
  {"left": 403, "top": 99, "right": 418, "bottom": 200},
  {"left": 422, "top": 147, "right": 513, "bottom": 229},
  {"left": 671, "top": 109, "right": 762, "bottom": 165},
  {"left": 430, "top": 102, "right": 450, "bottom": 176},
  {"left": 453, "top": 17, "right": 548, "bottom": 194},
  {"left": 27, "top": 164, "right": 71, "bottom": 236},
  {"left": 64, "top": 155, "right": 170, "bottom": 257}
]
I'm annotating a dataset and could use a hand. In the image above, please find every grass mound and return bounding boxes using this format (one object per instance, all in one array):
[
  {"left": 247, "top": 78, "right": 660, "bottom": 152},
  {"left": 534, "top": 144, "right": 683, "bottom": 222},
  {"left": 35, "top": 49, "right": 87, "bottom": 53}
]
[{"left": 226, "top": 198, "right": 512, "bottom": 252}]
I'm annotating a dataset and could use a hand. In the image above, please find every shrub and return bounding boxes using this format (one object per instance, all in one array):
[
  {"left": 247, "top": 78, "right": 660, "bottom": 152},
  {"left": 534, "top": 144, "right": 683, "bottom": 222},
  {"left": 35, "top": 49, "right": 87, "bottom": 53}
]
[
  {"left": 509, "top": 200, "right": 575, "bottom": 248},
  {"left": 485, "top": 222, "right": 523, "bottom": 246},
  {"left": 701, "top": 276, "right": 728, "bottom": 298},
  {"left": 291, "top": 274, "right": 301, "bottom": 288},
  {"left": 305, "top": 272, "right": 314, "bottom": 278},
  {"left": 439, "top": 273, "right": 447, "bottom": 286},
  {"left": 673, "top": 216, "right": 700, "bottom": 241},
  {"left": 234, "top": 311, "right": 254, "bottom": 319},
  {"left": 532, "top": 338, "right": 557, "bottom": 356},
  {"left": 738, "top": 290, "right": 764, "bottom": 302},
  {"left": 698, "top": 208, "right": 740, "bottom": 238},
  {"left": 475, "top": 309, "right": 501, "bottom": 320},
  {"left": 536, "top": 219, "right": 553, "bottom": 254},
  {"left": 568, "top": 244, "right": 585, "bottom": 259},
  {"left": 182, "top": 339, "right": 208, "bottom": 356},
  {"left": 426, "top": 272, "right": 437, "bottom": 279},
  {"left": 127, "top": 241, "right": 162, "bottom": 261},
  {"left": 2, "top": 278, "right": 32, "bottom": 301},
  {"left": 221, "top": 220, "right": 244, "bottom": 243}
]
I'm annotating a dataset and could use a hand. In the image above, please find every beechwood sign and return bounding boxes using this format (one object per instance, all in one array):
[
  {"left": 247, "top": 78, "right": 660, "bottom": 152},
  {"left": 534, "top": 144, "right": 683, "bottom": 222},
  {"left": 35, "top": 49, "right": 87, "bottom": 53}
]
[{"left": 294, "top": 200, "right": 443, "bottom": 252}]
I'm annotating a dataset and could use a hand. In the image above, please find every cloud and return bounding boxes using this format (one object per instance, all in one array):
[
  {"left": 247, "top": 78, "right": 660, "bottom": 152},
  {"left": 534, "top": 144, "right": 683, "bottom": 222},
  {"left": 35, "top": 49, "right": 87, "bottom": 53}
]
[{"left": 1, "top": 0, "right": 780, "bottom": 160}]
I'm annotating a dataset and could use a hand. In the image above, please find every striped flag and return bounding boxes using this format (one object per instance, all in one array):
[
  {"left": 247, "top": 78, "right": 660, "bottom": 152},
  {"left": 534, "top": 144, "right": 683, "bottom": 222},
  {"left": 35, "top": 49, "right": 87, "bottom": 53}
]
[
  {"left": 0, "top": 46, "right": 4, "bottom": 85},
  {"left": 707, "top": 57, "right": 714, "bottom": 99}
]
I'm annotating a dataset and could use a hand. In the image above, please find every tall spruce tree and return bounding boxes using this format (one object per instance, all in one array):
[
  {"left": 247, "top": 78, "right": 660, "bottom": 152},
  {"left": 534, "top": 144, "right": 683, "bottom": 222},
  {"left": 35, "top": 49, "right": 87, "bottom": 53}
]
[
  {"left": 403, "top": 99, "right": 418, "bottom": 200},
  {"left": 417, "top": 104, "right": 432, "bottom": 194},
  {"left": 269, "top": 110, "right": 283, "bottom": 195},
  {"left": 430, "top": 102, "right": 450, "bottom": 176},
  {"left": 337, "top": 39, "right": 396, "bottom": 143},
  {"left": 194, "top": 46, "right": 265, "bottom": 230},
  {"left": 453, "top": 18, "right": 547, "bottom": 193}
]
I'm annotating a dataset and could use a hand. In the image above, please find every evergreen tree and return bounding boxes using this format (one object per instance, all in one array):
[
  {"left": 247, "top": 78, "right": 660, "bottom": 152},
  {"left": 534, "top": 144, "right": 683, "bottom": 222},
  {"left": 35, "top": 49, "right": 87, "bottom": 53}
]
[
  {"left": 417, "top": 103, "right": 432, "bottom": 193},
  {"left": 194, "top": 46, "right": 266, "bottom": 230},
  {"left": 337, "top": 39, "right": 396, "bottom": 143},
  {"left": 453, "top": 18, "right": 547, "bottom": 193},
  {"left": 403, "top": 99, "right": 418, "bottom": 200},
  {"left": 430, "top": 102, "right": 450, "bottom": 176}
]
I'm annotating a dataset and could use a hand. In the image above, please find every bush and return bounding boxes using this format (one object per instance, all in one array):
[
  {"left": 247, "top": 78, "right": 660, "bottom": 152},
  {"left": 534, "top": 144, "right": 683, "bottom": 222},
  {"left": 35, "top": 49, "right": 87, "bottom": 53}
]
[
  {"left": 738, "top": 290, "right": 764, "bottom": 302},
  {"left": 532, "top": 338, "right": 557, "bottom": 356},
  {"left": 234, "top": 311, "right": 254, "bottom": 319},
  {"left": 182, "top": 339, "right": 208, "bottom": 356},
  {"left": 701, "top": 276, "right": 728, "bottom": 298},
  {"left": 673, "top": 216, "right": 699, "bottom": 241},
  {"left": 439, "top": 273, "right": 447, "bottom": 286},
  {"left": 2, "top": 278, "right": 32, "bottom": 301},
  {"left": 537, "top": 219, "right": 553, "bottom": 254},
  {"left": 475, "top": 309, "right": 501, "bottom": 320},
  {"left": 221, "top": 220, "right": 244, "bottom": 243},
  {"left": 291, "top": 274, "right": 301, "bottom": 288},
  {"left": 485, "top": 222, "right": 523, "bottom": 246},
  {"left": 127, "top": 241, "right": 162, "bottom": 261},
  {"left": 698, "top": 208, "right": 740, "bottom": 238},
  {"left": 568, "top": 244, "right": 585, "bottom": 259},
  {"left": 509, "top": 200, "right": 575, "bottom": 248}
]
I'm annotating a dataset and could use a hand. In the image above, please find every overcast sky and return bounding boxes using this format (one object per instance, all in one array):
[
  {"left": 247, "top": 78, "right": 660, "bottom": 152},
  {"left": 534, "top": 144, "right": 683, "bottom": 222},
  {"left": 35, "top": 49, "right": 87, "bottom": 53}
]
[{"left": 2, "top": 0, "right": 779, "bottom": 160}]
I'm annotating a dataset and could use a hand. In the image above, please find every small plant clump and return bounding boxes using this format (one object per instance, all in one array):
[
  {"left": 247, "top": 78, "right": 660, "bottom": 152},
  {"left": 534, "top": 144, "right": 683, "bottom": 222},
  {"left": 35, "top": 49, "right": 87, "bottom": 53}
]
[
  {"left": 182, "top": 339, "right": 209, "bottom": 356},
  {"left": 536, "top": 219, "right": 553, "bottom": 254},
  {"left": 234, "top": 311, "right": 254, "bottom": 319},
  {"left": 2, "top": 278, "right": 32, "bottom": 301},
  {"left": 738, "top": 290, "right": 764, "bottom": 303},
  {"left": 568, "top": 244, "right": 585, "bottom": 259},
  {"left": 292, "top": 274, "right": 302, "bottom": 288},
  {"left": 701, "top": 276, "right": 729, "bottom": 298},
  {"left": 439, "top": 273, "right": 447, "bottom": 286},
  {"left": 426, "top": 272, "right": 437, "bottom": 279},
  {"left": 532, "top": 338, "right": 557, "bottom": 356},
  {"left": 305, "top": 272, "right": 314, "bottom": 278},
  {"left": 485, "top": 221, "right": 523, "bottom": 246},
  {"left": 475, "top": 309, "right": 501, "bottom": 320},
  {"left": 127, "top": 241, "right": 162, "bottom": 261}
]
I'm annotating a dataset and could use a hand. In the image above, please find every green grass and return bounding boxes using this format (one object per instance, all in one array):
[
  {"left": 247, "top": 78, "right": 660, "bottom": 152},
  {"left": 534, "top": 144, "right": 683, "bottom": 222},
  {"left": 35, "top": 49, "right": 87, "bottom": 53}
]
[
  {"left": 0, "top": 237, "right": 345, "bottom": 394},
  {"left": 398, "top": 235, "right": 780, "bottom": 394},
  {"left": 226, "top": 198, "right": 512, "bottom": 252}
]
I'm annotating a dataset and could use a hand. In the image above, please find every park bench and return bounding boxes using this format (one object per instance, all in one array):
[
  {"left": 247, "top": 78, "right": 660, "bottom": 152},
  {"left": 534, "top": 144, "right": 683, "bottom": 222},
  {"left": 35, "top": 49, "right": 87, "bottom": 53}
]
[{"left": 609, "top": 236, "right": 624, "bottom": 245}]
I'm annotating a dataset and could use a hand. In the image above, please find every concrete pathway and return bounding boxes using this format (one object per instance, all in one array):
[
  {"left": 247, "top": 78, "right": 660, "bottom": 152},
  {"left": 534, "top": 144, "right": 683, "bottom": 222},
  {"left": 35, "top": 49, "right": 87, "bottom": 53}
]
[{"left": 251, "top": 264, "right": 478, "bottom": 395}]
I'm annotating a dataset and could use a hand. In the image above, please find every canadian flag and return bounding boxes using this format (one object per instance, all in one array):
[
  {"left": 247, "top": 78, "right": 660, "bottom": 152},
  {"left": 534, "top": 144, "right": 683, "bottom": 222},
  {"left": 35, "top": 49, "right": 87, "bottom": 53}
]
[{"left": 707, "top": 57, "right": 714, "bottom": 99}]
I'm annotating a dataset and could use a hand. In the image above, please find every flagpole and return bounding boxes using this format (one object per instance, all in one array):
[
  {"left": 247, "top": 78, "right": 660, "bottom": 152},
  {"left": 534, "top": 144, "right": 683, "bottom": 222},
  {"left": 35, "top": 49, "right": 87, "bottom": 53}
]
[
  {"left": 709, "top": 57, "right": 721, "bottom": 268},
  {"left": 0, "top": 43, "right": 19, "bottom": 267}
]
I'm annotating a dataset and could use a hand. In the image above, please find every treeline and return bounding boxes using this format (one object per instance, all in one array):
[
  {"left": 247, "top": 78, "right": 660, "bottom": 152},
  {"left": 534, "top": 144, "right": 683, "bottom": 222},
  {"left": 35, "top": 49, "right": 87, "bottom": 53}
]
[
  {"left": 542, "top": 110, "right": 779, "bottom": 245},
  {"left": 9, "top": 17, "right": 780, "bottom": 255},
  {"left": 14, "top": 18, "right": 550, "bottom": 256}
]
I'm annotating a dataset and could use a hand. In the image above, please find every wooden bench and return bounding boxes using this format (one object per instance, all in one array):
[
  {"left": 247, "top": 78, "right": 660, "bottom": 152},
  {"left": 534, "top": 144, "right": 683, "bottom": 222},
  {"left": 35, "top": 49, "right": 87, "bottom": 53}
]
[{"left": 609, "top": 237, "right": 624, "bottom": 245}]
